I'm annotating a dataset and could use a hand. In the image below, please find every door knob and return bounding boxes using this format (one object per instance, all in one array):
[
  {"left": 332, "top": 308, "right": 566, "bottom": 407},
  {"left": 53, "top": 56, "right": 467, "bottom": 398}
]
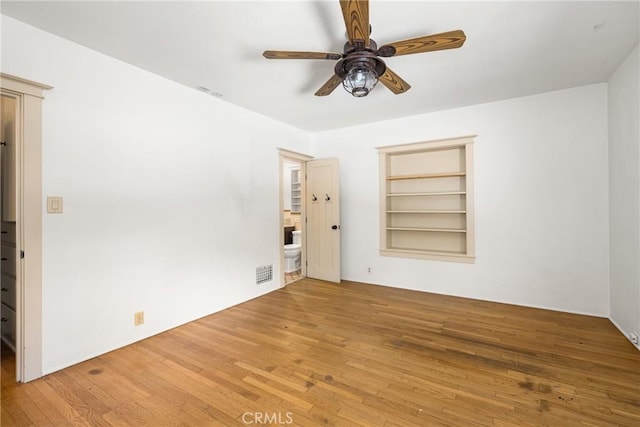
[{"left": 331, "top": 225, "right": 339, "bottom": 230}]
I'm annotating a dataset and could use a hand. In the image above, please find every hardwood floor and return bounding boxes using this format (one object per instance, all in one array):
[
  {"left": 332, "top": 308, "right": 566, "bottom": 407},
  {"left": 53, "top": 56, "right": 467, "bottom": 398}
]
[{"left": 2, "top": 279, "right": 639, "bottom": 426}]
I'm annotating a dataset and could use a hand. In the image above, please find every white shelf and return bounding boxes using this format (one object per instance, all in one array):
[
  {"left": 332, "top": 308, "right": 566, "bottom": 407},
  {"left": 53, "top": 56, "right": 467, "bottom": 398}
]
[
  {"left": 387, "top": 227, "right": 466, "bottom": 233},
  {"left": 386, "top": 191, "right": 466, "bottom": 197},
  {"left": 387, "top": 172, "right": 465, "bottom": 181},
  {"left": 386, "top": 210, "right": 466, "bottom": 214}
]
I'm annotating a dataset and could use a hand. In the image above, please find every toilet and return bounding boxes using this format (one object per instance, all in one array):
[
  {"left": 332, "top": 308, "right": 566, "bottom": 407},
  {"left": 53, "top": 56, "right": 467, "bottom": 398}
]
[{"left": 284, "top": 230, "right": 301, "bottom": 273}]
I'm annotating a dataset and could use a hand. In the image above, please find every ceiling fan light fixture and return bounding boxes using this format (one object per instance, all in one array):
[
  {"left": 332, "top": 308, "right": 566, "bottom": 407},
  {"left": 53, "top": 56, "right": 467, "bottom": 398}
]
[
  {"left": 263, "top": 1, "right": 467, "bottom": 97},
  {"left": 342, "top": 64, "right": 378, "bottom": 97}
]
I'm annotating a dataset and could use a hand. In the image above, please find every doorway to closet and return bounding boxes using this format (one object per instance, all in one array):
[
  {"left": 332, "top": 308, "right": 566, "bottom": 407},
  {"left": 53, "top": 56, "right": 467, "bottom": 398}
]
[{"left": 1, "top": 73, "right": 50, "bottom": 383}]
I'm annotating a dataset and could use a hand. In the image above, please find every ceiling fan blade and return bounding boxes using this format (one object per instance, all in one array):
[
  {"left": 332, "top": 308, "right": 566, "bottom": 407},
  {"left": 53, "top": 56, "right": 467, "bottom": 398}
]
[
  {"left": 263, "top": 51, "right": 342, "bottom": 60},
  {"left": 377, "top": 30, "right": 466, "bottom": 57},
  {"left": 315, "top": 74, "right": 344, "bottom": 96},
  {"left": 340, "top": 0, "right": 370, "bottom": 47},
  {"left": 379, "top": 67, "right": 411, "bottom": 94}
]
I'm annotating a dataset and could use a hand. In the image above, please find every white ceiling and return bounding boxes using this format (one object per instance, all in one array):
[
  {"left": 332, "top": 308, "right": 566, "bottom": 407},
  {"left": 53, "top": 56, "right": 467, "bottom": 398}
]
[{"left": 2, "top": 1, "right": 638, "bottom": 132}]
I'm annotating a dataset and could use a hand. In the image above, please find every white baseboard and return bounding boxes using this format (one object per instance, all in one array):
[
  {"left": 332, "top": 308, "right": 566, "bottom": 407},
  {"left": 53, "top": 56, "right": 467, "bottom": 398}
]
[{"left": 608, "top": 316, "right": 640, "bottom": 351}]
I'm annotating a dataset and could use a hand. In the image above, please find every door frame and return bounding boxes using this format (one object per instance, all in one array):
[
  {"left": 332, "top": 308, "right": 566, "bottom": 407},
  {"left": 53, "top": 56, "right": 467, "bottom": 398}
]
[
  {"left": 278, "top": 149, "right": 312, "bottom": 286},
  {"left": 1, "top": 73, "right": 51, "bottom": 382}
]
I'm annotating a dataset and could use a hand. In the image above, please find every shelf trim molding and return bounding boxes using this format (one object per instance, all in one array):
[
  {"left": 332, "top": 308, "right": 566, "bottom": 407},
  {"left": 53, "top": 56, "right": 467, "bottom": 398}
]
[
  {"left": 380, "top": 248, "right": 476, "bottom": 263},
  {"left": 376, "top": 134, "right": 476, "bottom": 153},
  {"left": 387, "top": 172, "right": 465, "bottom": 181}
]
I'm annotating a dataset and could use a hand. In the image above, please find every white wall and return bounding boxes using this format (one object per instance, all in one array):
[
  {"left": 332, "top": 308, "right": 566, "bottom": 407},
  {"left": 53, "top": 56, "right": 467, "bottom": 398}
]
[
  {"left": 2, "top": 16, "right": 312, "bottom": 374},
  {"left": 608, "top": 45, "right": 640, "bottom": 348},
  {"left": 313, "top": 84, "right": 610, "bottom": 316}
]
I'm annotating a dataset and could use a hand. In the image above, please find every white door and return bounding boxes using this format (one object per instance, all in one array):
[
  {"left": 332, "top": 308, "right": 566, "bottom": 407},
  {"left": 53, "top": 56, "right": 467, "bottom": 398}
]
[{"left": 306, "top": 158, "right": 340, "bottom": 283}]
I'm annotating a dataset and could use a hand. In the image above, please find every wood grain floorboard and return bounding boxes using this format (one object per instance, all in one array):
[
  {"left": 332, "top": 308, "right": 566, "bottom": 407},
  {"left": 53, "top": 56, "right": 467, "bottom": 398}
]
[{"left": 1, "top": 278, "right": 639, "bottom": 426}]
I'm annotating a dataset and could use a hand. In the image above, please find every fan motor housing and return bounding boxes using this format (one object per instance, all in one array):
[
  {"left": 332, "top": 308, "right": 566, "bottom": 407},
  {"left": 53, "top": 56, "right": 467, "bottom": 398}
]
[
  {"left": 343, "top": 38, "right": 378, "bottom": 55},
  {"left": 337, "top": 38, "right": 386, "bottom": 79}
]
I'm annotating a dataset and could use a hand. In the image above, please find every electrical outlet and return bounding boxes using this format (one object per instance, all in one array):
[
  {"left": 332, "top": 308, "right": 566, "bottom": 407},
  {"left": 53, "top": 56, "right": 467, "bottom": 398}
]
[
  {"left": 367, "top": 267, "right": 371, "bottom": 273},
  {"left": 134, "top": 311, "right": 144, "bottom": 326},
  {"left": 631, "top": 332, "right": 639, "bottom": 345}
]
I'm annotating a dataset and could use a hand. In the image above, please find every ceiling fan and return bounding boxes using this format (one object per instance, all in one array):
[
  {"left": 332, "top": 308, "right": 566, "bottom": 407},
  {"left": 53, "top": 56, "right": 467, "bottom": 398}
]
[{"left": 263, "top": 0, "right": 466, "bottom": 98}]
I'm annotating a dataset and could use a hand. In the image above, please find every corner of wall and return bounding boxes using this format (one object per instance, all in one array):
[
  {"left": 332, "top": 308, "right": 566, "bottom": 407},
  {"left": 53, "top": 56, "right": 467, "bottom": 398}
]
[{"left": 607, "top": 44, "right": 640, "bottom": 349}]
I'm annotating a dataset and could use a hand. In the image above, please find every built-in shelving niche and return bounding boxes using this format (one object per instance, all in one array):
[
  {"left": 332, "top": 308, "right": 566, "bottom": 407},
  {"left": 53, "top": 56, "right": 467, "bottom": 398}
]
[
  {"left": 291, "top": 168, "right": 301, "bottom": 213},
  {"left": 378, "top": 135, "right": 476, "bottom": 263}
]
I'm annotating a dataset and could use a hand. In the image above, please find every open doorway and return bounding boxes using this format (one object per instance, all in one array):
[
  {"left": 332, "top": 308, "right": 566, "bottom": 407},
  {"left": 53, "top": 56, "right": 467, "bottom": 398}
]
[
  {"left": 1, "top": 73, "right": 50, "bottom": 383},
  {"left": 279, "top": 150, "right": 312, "bottom": 286},
  {"left": 1, "top": 92, "right": 18, "bottom": 381},
  {"left": 282, "top": 157, "right": 304, "bottom": 285}
]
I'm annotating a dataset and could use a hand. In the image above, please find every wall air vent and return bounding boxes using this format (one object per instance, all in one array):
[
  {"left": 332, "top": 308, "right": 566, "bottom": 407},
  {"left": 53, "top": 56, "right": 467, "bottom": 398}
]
[{"left": 256, "top": 265, "right": 273, "bottom": 284}]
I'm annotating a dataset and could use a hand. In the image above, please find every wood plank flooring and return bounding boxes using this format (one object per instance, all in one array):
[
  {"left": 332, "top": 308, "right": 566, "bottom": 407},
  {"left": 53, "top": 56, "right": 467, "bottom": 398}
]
[{"left": 2, "top": 278, "right": 639, "bottom": 426}]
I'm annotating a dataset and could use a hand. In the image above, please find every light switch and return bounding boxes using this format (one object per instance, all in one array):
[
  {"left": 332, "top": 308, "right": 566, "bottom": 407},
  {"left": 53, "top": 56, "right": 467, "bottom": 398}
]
[{"left": 47, "top": 196, "right": 63, "bottom": 214}]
